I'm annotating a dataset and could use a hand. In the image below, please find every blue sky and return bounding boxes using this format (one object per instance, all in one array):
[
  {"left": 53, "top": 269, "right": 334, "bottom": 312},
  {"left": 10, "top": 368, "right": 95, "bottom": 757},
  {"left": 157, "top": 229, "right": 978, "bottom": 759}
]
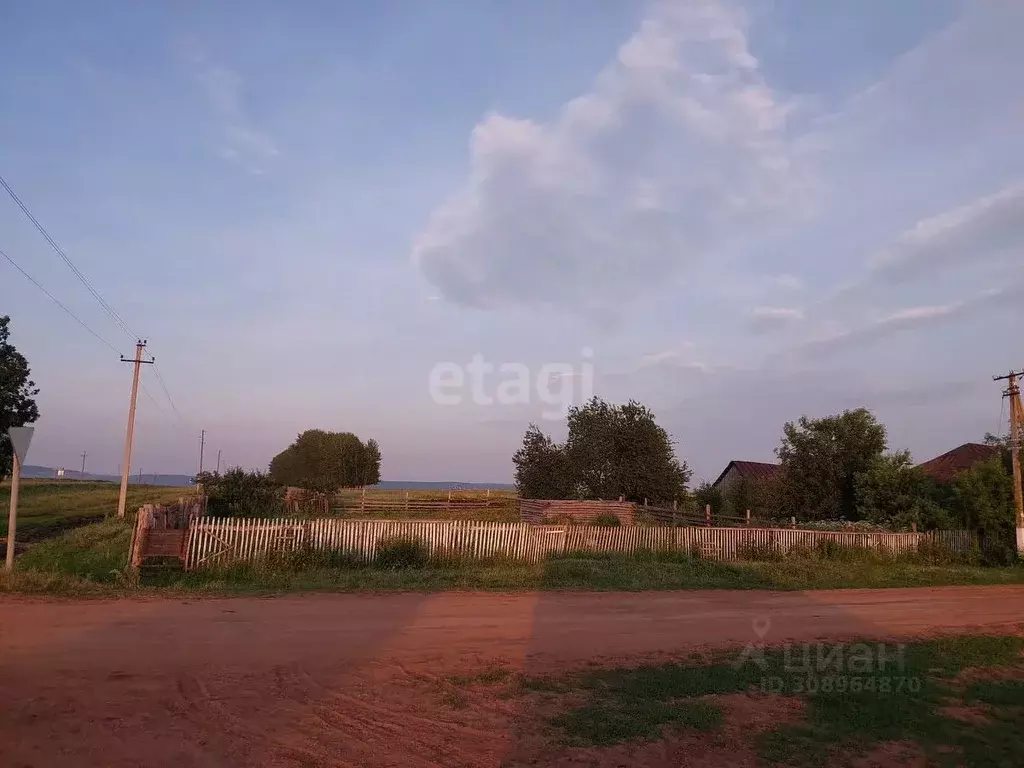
[{"left": 2, "top": 0, "right": 1022, "bottom": 482}]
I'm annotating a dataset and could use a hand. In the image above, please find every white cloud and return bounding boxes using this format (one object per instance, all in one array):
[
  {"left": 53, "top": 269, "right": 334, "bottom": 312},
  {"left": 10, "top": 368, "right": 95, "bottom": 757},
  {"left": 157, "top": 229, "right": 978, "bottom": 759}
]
[
  {"left": 800, "top": 277, "right": 1024, "bottom": 358},
  {"left": 769, "top": 274, "right": 804, "bottom": 291},
  {"left": 871, "top": 183, "right": 1024, "bottom": 282},
  {"left": 413, "top": 0, "right": 803, "bottom": 313},
  {"left": 182, "top": 44, "right": 279, "bottom": 174},
  {"left": 747, "top": 306, "right": 804, "bottom": 332}
]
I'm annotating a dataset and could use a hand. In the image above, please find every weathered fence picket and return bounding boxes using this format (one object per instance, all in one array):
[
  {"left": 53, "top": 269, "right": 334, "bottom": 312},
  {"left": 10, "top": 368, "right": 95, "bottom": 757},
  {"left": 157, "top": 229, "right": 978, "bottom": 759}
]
[{"left": 181, "top": 518, "right": 977, "bottom": 571}]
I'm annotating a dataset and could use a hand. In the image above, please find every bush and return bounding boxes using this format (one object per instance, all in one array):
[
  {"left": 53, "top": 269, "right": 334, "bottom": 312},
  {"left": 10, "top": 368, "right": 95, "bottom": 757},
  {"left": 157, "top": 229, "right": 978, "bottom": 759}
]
[
  {"left": 592, "top": 513, "right": 622, "bottom": 527},
  {"left": 198, "top": 468, "right": 284, "bottom": 517},
  {"left": 735, "top": 542, "right": 782, "bottom": 562},
  {"left": 375, "top": 536, "right": 430, "bottom": 569}
]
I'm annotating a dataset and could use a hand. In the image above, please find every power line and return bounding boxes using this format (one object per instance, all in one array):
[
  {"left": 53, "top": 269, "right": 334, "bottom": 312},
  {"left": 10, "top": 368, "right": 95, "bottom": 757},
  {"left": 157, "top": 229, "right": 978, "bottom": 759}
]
[
  {"left": 150, "top": 362, "right": 183, "bottom": 423},
  {"left": 0, "top": 245, "right": 124, "bottom": 356},
  {"left": 140, "top": 381, "right": 164, "bottom": 413},
  {"left": 0, "top": 172, "right": 137, "bottom": 340}
]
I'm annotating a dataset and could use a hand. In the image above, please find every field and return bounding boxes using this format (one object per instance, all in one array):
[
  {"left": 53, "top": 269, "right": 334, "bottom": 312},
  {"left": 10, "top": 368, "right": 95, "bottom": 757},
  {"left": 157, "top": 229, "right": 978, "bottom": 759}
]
[
  {"left": 331, "top": 487, "right": 519, "bottom": 521},
  {"left": 0, "top": 479, "right": 188, "bottom": 541},
  {"left": 1, "top": 588, "right": 1022, "bottom": 766}
]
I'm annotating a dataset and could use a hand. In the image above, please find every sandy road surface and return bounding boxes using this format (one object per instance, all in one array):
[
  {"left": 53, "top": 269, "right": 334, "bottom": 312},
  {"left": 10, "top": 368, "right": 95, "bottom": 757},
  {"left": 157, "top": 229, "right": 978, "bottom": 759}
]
[{"left": 2, "top": 586, "right": 1022, "bottom": 766}]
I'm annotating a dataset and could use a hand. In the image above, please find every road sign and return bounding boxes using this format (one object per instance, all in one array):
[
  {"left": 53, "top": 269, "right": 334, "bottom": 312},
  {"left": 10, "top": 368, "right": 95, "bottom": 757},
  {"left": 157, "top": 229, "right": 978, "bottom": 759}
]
[{"left": 7, "top": 426, "right": 34, "bottom": 463}]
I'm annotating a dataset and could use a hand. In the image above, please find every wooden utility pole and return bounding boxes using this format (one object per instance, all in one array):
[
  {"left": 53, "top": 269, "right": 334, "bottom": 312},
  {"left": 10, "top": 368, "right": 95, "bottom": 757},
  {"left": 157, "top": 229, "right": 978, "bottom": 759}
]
[
  {"left": 117, "top": 340, "right": 153, "bottom": 518},
  {"left": 5, "top": 453, "right": 20, "bottom": 571},
  {"left": 994, "top": 369, "right": 1024, "bottom": 556},
  {"left": 198, "top": 429, "right": 206, "bottom": 474},
  {"left": 80, "top": 451, "right": 87, "bottom": 480},
  {"left": 215, "top": 449, "right": 221, "bottom": 475}
]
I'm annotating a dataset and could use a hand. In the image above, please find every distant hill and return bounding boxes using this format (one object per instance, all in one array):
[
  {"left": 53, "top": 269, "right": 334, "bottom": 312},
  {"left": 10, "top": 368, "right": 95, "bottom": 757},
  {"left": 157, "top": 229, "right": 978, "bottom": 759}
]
[
  {"left": 20, "top": 466, "right": 195, "bottom": 486},
  {"left": 19, "top": 466, "right": 513, "bottom": 491}
]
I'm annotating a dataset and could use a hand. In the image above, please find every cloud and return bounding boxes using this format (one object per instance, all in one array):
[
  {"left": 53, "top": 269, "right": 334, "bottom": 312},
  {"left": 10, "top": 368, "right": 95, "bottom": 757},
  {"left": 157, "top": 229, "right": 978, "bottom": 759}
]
[
  {"left": 747, "top": 306, "right": 804, "bottom": 332},
  {"left": 801, "top": 278, "right": 1024, "bottom": 358},
  {"left": 413, "top": 0, "right": 803, "bottom": 314},
  {"left": 182, "top": 44, "right": 279, "bottom": 173},
  {"left": 769, "top": 274, "right": 804, "bottom": 291},
  {"left": 871, "top": 183, "right": 1024, "bottom": 282}
]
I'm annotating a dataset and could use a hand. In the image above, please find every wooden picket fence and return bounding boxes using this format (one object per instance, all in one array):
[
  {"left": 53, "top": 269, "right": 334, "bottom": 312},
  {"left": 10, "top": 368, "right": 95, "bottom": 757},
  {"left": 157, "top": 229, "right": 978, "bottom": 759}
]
[{"left": 182, "top": 518, "right": 976, "bottom": 570}]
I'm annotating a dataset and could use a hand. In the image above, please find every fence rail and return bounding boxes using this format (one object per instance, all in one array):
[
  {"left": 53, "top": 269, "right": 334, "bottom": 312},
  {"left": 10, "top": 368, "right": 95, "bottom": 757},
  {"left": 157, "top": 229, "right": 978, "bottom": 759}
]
[{"left": 182, "top": 518, "right": 976, "bottom": 570}]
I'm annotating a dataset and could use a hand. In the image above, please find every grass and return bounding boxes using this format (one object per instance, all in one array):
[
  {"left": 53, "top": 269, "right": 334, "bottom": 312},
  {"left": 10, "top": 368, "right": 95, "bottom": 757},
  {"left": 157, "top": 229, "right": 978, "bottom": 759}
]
[
  {"left": 0, "top": 479, "right": 185, "bottom": 540},
  {"left": 4, "top": 519, "right": 1024, "bottom": 596},
  {"left": 518, "top": 634, "right": 1024, "bottom": 765}
]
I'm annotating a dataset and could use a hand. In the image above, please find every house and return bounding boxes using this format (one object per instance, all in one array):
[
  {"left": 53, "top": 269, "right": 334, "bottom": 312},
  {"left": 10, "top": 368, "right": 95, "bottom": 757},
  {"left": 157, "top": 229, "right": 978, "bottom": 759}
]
[
  {"left": 711, "top": 460, "right": 782, "bottom": 492},
  {"left": 915, "top": 443, "right": 1001, "bottom": 482}
]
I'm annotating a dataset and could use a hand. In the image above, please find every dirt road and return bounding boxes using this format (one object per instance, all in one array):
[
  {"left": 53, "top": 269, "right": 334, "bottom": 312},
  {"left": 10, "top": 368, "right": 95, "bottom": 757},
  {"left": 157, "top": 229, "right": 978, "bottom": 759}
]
[{"left": 2, "top": 586, "right": 1022, "bottom": 766}]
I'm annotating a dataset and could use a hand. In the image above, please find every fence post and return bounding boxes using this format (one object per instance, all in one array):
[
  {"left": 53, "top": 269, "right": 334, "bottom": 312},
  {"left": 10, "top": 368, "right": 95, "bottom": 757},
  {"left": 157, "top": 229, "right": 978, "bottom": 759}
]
[
  {"left": 405, "top": 490, "right": 409, "bottom": 514},
  {"left": 911, "top": 522, "right": 917, "bottom": 533},
  {"left": 705, "top": 504, "right": 711, "bottom": 527},
  {"left": 619, "top": 495, "right": 624, "bottom": 502},
  {"left": 745, "top": 509, "right": 751, "bottom": 527},
  {"left": 448, "top": 489, "right": 452, "bottom": 510},
  {"left": 644, "top": 498, "right": 648, "bottom": 507},
  {"left": 790, "top": 516, "right": 796, "bottom": 530},
  {"left": 361, "top": 487, "right": 366, "bottom": 514}
]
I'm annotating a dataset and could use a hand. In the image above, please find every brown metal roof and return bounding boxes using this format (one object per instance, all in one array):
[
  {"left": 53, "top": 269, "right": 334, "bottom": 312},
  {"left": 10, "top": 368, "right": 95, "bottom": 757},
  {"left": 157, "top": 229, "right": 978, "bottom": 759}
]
[
  {"left": 711, "top": 460, "right": 782, "bottom": 488},
  {"left": 915, "top": 443, "right": 1000, "bottom": 482}
]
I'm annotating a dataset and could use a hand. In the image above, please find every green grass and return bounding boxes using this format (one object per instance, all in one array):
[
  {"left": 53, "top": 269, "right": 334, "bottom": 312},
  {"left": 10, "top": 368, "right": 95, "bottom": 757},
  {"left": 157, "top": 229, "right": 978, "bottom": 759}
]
[
  {"left": 552, "top": 697, "right": 723, "bottom": 746},
  {"left": 4, "top": 519, "right": 1024, "bottom": 596},
  {"left": 0, "top": 480, "right": 185, "bottom": 540},
  {"left": 14, "top": 517, "right": 133, "bottom": 581},
  {"left": 521, "top": 634, "right": 1024, "bottom": 765}
]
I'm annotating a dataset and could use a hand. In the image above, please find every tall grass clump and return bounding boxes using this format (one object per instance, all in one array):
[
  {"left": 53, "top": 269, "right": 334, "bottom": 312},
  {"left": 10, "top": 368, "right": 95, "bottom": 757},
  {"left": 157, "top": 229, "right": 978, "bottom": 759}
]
[{"left": 375, "top": 536, "right": 431, "bottom": 569}]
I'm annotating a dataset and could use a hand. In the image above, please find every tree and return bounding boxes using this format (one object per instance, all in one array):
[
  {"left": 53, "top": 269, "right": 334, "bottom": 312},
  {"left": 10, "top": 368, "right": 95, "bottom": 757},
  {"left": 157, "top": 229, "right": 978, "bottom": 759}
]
[
  {"left": 512, "top": 397, "right": 691, "bottom": 503},
  {"left": 196, "top": 468, "right": 284, "bottom": 517},
  {"left": 950, "top": 457, "right": 1016, "bottom": 563},
  {"left": 513, "top": 424, "right": 572, "bottom": 499},
  {"left": 776, "top": 407, "right": 887, "bottom": 521},
  {"left": 362, "top": 439, "right": 382, "bottom": 486},
  {"left": 0, "top": 316, "right": 40, "bottom": 481},
  {"left": 721, "top": 474, "right": 785, "bottom": 521},
  {"left": 854, "top": 451, "right": 953, "bottom": 530},
  {"left": 268, "top": 429, "right": 382, "bottom": 494}
]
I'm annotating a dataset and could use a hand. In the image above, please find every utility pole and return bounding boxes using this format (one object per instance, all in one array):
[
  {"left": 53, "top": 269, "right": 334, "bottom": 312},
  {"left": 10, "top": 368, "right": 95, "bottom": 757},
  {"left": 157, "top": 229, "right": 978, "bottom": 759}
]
[
  {"left": 994, "top": 369, "right": 1024, "bottom": 557},
  {"left": 80, "top": 451, "right": 87, "bottom": 480},
  {"left": 198, "top": 429, "right": 206, "bottom": 474},
  {"left": 216, "top": 449, "right": 222, "bottom": 475},
  {"left": 116, "top": 340, "right": 153, "bottom": 518}
]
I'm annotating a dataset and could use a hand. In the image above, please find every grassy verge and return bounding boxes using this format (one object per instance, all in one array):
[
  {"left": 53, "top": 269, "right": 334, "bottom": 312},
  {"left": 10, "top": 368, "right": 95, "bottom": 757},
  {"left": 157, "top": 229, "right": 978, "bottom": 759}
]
[
  {"left": 524, "top": 634, "right": 1024, "bottom": 766},
  {"left": 0, "top": 480, "right": 185, "bottom": 541},
  {"left": 3, "top": 520, "right": 1023, "bottom": 596}
]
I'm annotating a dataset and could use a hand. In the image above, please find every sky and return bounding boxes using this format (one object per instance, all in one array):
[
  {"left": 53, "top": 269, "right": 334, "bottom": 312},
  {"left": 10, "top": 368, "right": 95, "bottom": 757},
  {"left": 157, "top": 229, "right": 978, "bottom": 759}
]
[{"left": 1, "top": 0, "right": 1022, "bottom": 483}]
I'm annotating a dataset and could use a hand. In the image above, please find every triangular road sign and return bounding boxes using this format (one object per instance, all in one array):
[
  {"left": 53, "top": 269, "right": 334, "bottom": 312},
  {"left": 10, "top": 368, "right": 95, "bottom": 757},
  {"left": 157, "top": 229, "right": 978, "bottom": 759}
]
[{"left": 7, "top": 426, "right": 34, "bottom": 464}]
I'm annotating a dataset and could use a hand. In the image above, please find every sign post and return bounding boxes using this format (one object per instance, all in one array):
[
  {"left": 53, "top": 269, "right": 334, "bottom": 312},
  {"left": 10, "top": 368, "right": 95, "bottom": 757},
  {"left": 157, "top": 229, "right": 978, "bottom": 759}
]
[{"left": 6, "top": 426, "right": 34, "bottom": 572}]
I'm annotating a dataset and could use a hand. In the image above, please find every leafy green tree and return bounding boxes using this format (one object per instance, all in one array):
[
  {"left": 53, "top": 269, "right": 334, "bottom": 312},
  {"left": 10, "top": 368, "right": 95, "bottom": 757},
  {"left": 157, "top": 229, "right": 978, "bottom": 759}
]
[
  {"left": 513, "top": 424, "right": 572, "bottom": 499},
  {"left": 362, "top": 438, "right": 382, "bottom": 485},
  {"left": 513, "top": 397, "right": 691, "bottom": 503},
  {"left": 950, "top": 457, "right": 1016, "bottom": 563},
  {"left": 196, "top": 468, "right": 284, "bottom": 517},
  {"left": 269, "top": 429, "right": 382, "bottom": 493},
  {"left": 0, "top": 316, "right": 40, "bottom": 481},
  {"left": 776, "top": 407, "right": 887, "bottom": 521},
  {"left": 691, "top": 481, "right": 723, "bottom": 514},
  {"left": 721, "top": 474, "right": 784, "bottom": 521},
  {"left": 854, "top": 451, "right": 954, "bottom": 530}
]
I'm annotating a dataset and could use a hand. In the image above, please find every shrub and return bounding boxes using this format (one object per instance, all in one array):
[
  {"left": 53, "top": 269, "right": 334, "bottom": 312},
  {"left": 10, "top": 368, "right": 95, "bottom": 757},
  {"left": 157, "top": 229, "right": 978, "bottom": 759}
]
[
  {"left": 592, "top": 513, "right": 622, "bottom": 527},
  {"left": 198, "top": 468, "right": 284, "bottom": 517},
  {"left": 735, "top": 542, "right": 782, "bottom": 562},
  {"left": 375, "top": 536, "right": 430, "bottom": 569}
]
